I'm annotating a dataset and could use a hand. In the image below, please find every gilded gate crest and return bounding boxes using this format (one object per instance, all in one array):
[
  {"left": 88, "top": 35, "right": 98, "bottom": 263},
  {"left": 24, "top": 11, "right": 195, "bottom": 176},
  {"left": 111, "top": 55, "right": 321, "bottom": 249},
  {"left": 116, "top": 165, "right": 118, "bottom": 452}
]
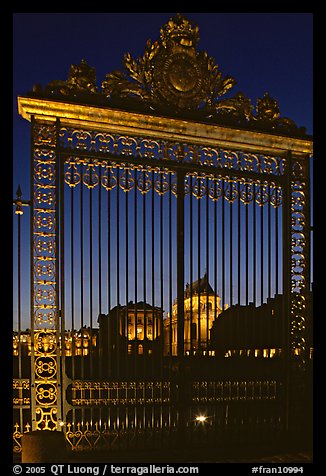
[
  {"left": 102, "top": 13, "right": 236, "bottom": 113},
  {"left": 32, "top": 13, "right": 306, "bottom": 136}
]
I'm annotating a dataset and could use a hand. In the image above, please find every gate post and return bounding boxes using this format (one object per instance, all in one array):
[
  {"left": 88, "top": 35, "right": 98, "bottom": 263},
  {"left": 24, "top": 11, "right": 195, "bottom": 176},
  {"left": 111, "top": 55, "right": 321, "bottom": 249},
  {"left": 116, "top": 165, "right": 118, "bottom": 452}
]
[
  {"left": 29, "top": 117, "right": 63, "bottom": 432},
  {"left": 288, "top": 152, "right": 312, "bottom": 444},
  {"left": 284, "top": 151, "right": 312, "bottom": 444}
]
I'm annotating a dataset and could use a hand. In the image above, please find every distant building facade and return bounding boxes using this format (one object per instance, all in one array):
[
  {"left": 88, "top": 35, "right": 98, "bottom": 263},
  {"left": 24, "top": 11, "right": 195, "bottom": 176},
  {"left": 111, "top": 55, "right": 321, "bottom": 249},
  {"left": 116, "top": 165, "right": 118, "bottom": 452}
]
[
  {"left": 97, "top": 301, "right": 163, "bottom": 375},
  {"left": 163, "top": 273, "right": 223, "bottom": 355},
  {"left": 98, "top": 301, "right": 162, "bottom": 353},
  {"left": 210, "top": 293, "right": 313, "bottom": 359},
  {"left": 13, "top": 327, "right": 98, "bottom": 357}
]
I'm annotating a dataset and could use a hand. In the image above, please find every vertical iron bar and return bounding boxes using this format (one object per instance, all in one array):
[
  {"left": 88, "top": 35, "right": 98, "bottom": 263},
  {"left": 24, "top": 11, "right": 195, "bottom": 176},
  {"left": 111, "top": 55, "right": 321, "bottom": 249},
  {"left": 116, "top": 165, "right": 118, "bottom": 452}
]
[
  {"left": 253, "top": 184, "right": 257, "bottom": 307},
  {"left": 190, "top": 175, "right": 193, "bottom": 356},
  {"left": 168, "top": 173, "right": 172, "bottom": 357},
  {"left": 245, "top": 188, "right": 249, "bottom": 306},
  {"left": 116, "top": 168, "right": 120, "bottom": 377},
  {"left": 176, "top": 169, "right": 185, "bottom": 358},
  {"left": 205, "top": 177, "right": 209, "bottom": 353},
  {"left": 151, "top": 170, "right": 155, "bottom": 377},
  {"left": 176, "top": 167, "right": 185, "bottom": 447},
  {"left": 17, "top": 207, "right": 22, "bottom": 380},
  {"left": 230, "top": 185, "right": 233, "bottom": 309},
  {"left": 197, "top": 186, "right": 201, "bottom": 353},
  {"left": 134, "top": 170, "right": 138, "bottom": 372},
  {"left": 70, "top": 181, "right": 75, "bottom": 378},
  {"left": 222, "top": 179, "right": 225, "bottom": 316},
  {"left": 80, "top": 164, "right": 84, "bottom": 381},
  {"left": 159, "top": 172, "right": 163, "bottom": 371},
  {"left": 107, "top": 166, "right": 111, "bottom": 378},
  {"left": 275, "top": 195, "right": 279, "bottom": 296},
  {"left": 143, "top": 171, "right": 147, "bottom": 372},
  {"left": 125, "top": 171, "right": 129, "bottom": 377},
  {"left": 237, "top": 180, "right": 241, "bottom": 358},
  {"left": 238, "top": 181, "right": 241, "bottom": 306},
  {"left": 98, "top": 167, "right": 102, "bottom": 313},
  {"left": 268, "top": 184, "right": 271, "bottom": 300},
  {"left": 98, "top": 166, "right": 102, "bottom": 379},
  {"left": 89, "top": 171, "right": 93, "bottom": 379},
  {"left": 260, "top": 184, "right": 264, "bottom": 306},
  {"left": 214, "top": 178, "right": 217, "bottom": 324}
]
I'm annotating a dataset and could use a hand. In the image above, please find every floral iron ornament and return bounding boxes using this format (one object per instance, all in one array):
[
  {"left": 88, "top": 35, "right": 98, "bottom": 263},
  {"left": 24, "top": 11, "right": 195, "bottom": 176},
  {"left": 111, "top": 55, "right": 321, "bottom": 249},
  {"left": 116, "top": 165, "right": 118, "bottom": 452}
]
[{"left": 34, "top": 14, "right": 306, "bottom": 136}]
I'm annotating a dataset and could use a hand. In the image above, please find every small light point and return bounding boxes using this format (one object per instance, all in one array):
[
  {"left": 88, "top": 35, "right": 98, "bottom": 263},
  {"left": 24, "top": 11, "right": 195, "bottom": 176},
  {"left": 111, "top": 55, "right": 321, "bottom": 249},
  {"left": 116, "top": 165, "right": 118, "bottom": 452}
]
[{"left": 195, "top": 415, "right": 207, "bottom": 423}]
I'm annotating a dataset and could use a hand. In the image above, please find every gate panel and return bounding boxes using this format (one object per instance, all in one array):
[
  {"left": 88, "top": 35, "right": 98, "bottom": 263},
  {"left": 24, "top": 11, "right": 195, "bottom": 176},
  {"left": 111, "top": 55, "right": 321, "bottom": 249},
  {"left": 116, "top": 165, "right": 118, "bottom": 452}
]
[{"left": 56, "top": 127, "right": 291, "bottom": 451}]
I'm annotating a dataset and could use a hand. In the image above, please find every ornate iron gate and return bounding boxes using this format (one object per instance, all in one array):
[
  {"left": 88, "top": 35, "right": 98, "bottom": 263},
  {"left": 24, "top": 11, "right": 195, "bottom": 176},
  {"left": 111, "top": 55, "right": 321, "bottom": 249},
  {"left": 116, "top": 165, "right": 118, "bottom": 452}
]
[{"left": 14, "top": 13, "right": 313, "bottom": 456}]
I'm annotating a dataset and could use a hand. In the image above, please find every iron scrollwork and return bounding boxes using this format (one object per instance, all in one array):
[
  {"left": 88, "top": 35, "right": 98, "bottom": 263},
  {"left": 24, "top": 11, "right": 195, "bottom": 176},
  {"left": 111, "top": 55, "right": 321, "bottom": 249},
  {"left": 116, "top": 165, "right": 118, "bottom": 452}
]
[
  {"left": 60, "top": 127, "right": 285, "bottom": 178},
  {"left": 290, "top": 158, "right": 310, "bottom": 369},
  {"left": 32, "top": 120, "right": 61, "bottom": 431}
]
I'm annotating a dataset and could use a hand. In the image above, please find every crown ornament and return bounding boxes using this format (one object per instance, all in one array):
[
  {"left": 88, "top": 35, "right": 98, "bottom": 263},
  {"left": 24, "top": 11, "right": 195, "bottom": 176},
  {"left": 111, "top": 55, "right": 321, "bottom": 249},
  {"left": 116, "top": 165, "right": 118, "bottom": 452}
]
[{"left": 160, "top": 13, "right": 200, "bottom": 48}]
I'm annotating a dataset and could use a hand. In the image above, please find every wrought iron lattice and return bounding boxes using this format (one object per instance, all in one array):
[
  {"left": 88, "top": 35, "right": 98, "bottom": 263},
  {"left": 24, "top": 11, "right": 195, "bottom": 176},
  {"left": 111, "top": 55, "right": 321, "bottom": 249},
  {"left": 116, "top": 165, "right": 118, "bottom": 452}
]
[{"left": 59, "top": 127, "right": 286, "bottom": 177}]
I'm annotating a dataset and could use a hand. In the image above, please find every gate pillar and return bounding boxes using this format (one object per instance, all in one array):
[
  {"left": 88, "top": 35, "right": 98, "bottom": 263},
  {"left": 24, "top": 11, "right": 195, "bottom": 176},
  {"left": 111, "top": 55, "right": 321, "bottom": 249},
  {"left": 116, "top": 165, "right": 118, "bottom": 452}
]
[{"left": 30, "top": 117, "right": 63, "bottom": 431}]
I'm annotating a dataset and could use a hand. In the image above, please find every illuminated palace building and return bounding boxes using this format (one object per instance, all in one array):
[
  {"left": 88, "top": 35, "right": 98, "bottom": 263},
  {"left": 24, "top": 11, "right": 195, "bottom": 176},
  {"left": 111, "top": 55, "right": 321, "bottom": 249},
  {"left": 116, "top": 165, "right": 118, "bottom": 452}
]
[
  {"left": 98, "top": 301, "right": 163, "bottom": 358},
  {"left": 13, "top": 274, "right": 221, "bottom": 359},
  {"left": 13, "top": 327, "right": 98, "bottom": 357},
  {"left": 14, "top": 275, "right": 312, "bottom": 361},
  {"left": 163, "top": 273, "right": 223, "bottom": 356},
  {"left": 97, "top": 274, "right": 223, "bottom": 360}
]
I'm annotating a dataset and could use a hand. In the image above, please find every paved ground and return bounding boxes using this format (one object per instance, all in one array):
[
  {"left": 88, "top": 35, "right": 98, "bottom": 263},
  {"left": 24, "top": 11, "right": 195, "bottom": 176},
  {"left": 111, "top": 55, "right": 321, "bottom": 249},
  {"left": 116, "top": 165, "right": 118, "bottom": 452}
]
[{"left": 69, "top": 447, "right": 313, "bottom": 464}]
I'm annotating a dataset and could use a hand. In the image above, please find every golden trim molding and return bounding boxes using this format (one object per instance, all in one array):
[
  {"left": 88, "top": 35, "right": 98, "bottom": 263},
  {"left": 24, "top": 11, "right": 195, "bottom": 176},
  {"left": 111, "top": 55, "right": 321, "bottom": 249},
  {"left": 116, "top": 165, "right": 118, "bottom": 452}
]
[{"left": 18, "top": 96, "right": 312, "bottom": 158}]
